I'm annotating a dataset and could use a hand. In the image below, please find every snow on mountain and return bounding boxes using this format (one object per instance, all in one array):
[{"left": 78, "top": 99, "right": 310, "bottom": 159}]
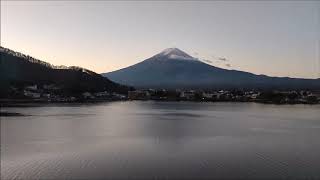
[{"left": 155, "top": 48, "right": 198, "bottom": 61}]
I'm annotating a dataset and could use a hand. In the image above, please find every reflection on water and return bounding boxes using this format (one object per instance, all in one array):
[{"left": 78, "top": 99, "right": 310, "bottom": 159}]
[{"left": 1, "top": 101, "right": 320, "bottom": 179}]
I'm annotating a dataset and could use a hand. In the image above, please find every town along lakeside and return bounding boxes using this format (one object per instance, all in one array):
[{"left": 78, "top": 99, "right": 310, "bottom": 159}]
[{"left": 1, "top": 84, "right": 320, "bottom": 108}]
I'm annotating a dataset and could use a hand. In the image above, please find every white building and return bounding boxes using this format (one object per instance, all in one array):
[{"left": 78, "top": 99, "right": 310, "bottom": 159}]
[
  {"left": 24, "top": 90, "right": 40, "bottom": 98},
  {"left": 25, "top": 85, "right": 37, "bottom": 91}
]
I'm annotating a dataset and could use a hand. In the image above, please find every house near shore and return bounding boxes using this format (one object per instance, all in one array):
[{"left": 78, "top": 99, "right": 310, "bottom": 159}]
[
  {"left": 128, "top": 90, "right": 150, "bottom": 100},
  {"left": 23, "top": 90, "right": 40, "bottom": 98},
  {"left": 180, "top": 91, "right": 195, "bottom": 100},
  {"left": 82, "top": 92, "right": 94, "bottom": 99},
  {"left": 25, "top": 85, "right": 37, "bottom": 91}
]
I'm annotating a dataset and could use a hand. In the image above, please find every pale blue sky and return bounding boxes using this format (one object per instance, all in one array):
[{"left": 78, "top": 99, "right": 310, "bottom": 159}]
[{"left": 1, "top": 1, "right": 319, "bottom": 78}]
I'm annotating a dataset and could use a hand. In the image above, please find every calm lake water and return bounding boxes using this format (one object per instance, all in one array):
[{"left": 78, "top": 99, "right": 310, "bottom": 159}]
[{"left": 1, "top": 101, "right": 320, "bottom": 179}]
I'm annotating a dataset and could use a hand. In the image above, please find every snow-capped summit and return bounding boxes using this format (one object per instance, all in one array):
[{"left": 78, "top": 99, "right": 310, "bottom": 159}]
[
  {"left": 159, "top": 48, "right": 191, "bottom": 57},
  {"left": 156, "top": 48, "right": 197, "bottom": 61}
]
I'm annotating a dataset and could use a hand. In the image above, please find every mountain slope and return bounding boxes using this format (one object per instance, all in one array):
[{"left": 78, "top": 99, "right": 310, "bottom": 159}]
[
  {"left": 0, "top": 46, "right": 131, "bottom": 97},
  {"left": 103, "top": 48, "right": 320, "bottom": 90}
]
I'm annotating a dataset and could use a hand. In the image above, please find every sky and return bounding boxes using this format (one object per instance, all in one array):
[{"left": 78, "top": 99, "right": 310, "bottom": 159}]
[{"left": 1, "top": 1, "right": 320, "bottom": 79}]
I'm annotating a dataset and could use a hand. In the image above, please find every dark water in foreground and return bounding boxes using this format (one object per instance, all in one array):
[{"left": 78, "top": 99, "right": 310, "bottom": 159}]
[{"left": 1, "top": 101, "right": 320, "bottom": 179}]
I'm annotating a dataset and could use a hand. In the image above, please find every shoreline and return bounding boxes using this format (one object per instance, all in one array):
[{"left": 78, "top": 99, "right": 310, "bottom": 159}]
[
  {"left": 1, "top": 98, "right": 319, "bottom": 108},
  {"left": 1, "top": 99, "right": 318, "bottom": 117}
]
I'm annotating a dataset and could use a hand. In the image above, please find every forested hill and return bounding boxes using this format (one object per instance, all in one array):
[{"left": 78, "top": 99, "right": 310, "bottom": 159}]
[{"left": 0, "top": 46, "right": 131, "bottom": 97}]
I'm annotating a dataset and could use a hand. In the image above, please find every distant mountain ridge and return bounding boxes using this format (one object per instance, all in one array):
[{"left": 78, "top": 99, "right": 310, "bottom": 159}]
[
  {"left": 0, "top": 46, "right": 130, "bottom": 97},
  {"left": 103, "top": 48, "right": 320, "bottom": 90}
]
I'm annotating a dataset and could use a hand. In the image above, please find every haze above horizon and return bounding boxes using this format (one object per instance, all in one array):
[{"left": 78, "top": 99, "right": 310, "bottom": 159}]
[{"left": 1, "top": 1, "right": 319, "bottom": 79}]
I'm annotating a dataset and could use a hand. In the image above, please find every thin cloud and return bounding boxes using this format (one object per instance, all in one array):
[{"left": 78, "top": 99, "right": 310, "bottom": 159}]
[
  {"left": 203, "top": 59, "right": 213, "bottom": 64},
  {"left": 211, "top": 55, "right": 229, "bottom": 62},
  {"left": 218, "top": 57, "right": 227, "bottom": 61},
  {"left": 196, "top": 53, "right": 228, "bottom": 65}
]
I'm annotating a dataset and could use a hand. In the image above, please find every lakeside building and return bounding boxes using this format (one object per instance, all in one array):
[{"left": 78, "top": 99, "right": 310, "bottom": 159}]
[
  {"left": 23, "top": 90, "right": 40, "bottom": 98},
  {"left": 128, "top": 90, "right": 150, "bottom": 100},
  {"left": 180, "top": 91, "right": 195, "bottom": 100},
  {"left": 25, "top": 85, "right": 37, "bottom": 91}
]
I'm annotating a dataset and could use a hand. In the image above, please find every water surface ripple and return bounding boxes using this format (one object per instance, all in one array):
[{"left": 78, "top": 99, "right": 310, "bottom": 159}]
[{"left": 1, "top": 101, "right": 320, "bottom": 179}]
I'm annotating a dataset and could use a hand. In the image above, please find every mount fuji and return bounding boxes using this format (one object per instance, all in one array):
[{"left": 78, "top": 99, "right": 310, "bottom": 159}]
[{"left": 103, "top": 48, "right": 320, "bottom": 90}]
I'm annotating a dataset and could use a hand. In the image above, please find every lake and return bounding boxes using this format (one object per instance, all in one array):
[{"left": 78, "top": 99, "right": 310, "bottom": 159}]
[{"left": 1, "top": 101, "right": 320, "bottom": 179}]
